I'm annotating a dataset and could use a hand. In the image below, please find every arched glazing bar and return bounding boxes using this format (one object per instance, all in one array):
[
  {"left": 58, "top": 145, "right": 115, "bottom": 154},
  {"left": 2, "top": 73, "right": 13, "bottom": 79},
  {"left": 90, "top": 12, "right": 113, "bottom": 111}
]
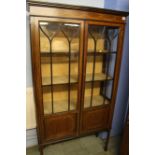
[
  {"left": 39, "top": 22, "right": 61, "bottom": 114},
  {"left": 88, "top": 26, "right": 106, "bottom": 107},
  {"left": 103, "top": 28, "right": 119, "bottom": 101},
  {"left": 39, "top": 22, "right": 80, "bottom": 113},
  {"left": 62, "top": 23, "right": 80, "bottom": 111}
]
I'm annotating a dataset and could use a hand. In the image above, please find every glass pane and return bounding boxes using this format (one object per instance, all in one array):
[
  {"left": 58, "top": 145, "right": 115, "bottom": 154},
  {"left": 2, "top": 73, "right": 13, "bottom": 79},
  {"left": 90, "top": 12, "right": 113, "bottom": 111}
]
[
  {"left": 104, "top": 54, "right": 117, "bottom": 79},
  {"left": 70, "top": 84, "right": 78, "bottom": 110},
  {"left": 103, "top": 80, "right": 113, "bottom": 99},
  {"left": 105, "top": 28, "right": 119, "bottom": 52},
  {"left": 70, "top": 37, "right": 79, "bottom": 83},
  {"left": 52, "top": 56, "right": 69, "bottom": 84},
  {"left": 39, "top": 21, "right": 80, "bottom": 114},
  {"left": 53, "top": 85, "right": 68, "bottom": 113},
  {"left": 92, "top": 82, "right": 110, "bottom": 107},
  {"left": 41, "top": 56, "right": 51, "bottom": 85},
  {"left": 43, "top": 86, "right": 52, "bottom": 114},
  {"left": 84, "top": 25, "right": 119, "bottom": 108},
  {"left": 88, "top": 25, "right": 119, "bottom": 53},
  {"left": 40, "top": 29, "right": 50, "bottom": 52},
  {"left": 84, "top": 83, "right": 92, "bottom": 108}
]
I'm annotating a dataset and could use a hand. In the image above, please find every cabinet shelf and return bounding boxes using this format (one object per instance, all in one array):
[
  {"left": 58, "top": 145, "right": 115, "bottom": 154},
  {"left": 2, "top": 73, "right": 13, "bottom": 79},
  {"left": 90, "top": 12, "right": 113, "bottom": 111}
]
[
  {"left": 85, "top": 73, "right": 112, "bottom": 82},
  {"left": 44, "top": 99, "right": 77, "bottom": 114},
  {"left": 84, "top": 95, "right": 110, "bottom": 108},
  {"left": 42, "top": 75, "right": 78, "bottom": 86},
  {"left": 42, "top": 73, "right": 112, "bottom": 86},
  {"left": 40, "top": 51, "right": 116, "bottom": 57},
  {"left": 87, "top": 51, "right": 117, "bottom": 56},
  {"left": 41, "top": 51, "right": 79, "bottom": 57}
]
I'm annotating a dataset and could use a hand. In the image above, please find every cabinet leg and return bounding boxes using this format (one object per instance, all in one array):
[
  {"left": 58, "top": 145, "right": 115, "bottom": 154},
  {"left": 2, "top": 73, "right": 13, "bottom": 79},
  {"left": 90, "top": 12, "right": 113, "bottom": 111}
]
[
  {"left": 95, "top": 132, "right": 99, "bottom": 137},
  {"left": 39, "top": 145, "right": 44, "bottom": 155},
  {"left": 104, "top": 130, "right": 110, "bottom": 151}
]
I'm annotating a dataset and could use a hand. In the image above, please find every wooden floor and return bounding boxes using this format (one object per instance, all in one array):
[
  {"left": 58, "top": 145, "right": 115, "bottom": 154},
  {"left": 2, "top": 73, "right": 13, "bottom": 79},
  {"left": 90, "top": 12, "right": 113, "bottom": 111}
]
[{"left": 26, "top": 135, "right": 121, "bottom": 155}]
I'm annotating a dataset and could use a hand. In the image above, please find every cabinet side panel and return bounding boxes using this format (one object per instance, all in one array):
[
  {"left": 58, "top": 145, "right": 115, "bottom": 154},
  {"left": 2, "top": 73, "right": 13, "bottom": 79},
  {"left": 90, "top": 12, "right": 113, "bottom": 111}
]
[
  {"left": 30, "top": 17, "right": 45, "bottom": 144},
  {"left": 108, "top": 25, "right": 126, "bottom": 128}
]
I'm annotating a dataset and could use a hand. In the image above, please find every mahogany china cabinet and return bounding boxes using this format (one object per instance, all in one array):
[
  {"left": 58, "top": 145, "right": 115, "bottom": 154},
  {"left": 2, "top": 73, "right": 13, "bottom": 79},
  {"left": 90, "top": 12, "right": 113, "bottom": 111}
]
[{"left": 27, "top": 1, "right": 128, "bottom": 154}]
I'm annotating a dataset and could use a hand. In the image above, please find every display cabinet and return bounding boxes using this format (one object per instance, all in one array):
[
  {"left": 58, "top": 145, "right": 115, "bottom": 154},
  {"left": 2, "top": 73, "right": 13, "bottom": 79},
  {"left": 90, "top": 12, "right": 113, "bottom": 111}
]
[{"left": 27, "top": 1, "right": 128, "bottom": 154}]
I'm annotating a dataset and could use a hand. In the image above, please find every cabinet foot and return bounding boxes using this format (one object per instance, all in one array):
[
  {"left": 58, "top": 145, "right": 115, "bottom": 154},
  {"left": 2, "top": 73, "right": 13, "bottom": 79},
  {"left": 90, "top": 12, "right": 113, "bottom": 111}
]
[
  {"left": 95, "top": 132, "right": 99, "bottom": 137},
  {"left": 39, "top": 145, "right": 44, "bottom": 155},
  {"left": 104, "top": 130, "right": 110, "bottom": 151}
]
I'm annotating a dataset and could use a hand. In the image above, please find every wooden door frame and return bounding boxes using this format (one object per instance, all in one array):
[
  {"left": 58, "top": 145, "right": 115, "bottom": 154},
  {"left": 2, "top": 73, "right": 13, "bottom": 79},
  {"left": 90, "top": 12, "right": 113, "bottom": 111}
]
[
  {"left": 80, "top": 20, "right": 125, "bottom": 133},
  {"left": 30, "top": 16, "right": 85, "bottom": 144}
]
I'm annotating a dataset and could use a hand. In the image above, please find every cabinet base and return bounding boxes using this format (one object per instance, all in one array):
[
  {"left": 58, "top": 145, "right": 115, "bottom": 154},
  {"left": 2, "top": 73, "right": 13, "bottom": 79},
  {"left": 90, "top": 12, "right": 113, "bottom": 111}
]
[
  {"left": 38, "top": 130, "right": 111, "bottom": 155},
  {"left": 104, "top": 130, "right": 111, "bottom": 151}
]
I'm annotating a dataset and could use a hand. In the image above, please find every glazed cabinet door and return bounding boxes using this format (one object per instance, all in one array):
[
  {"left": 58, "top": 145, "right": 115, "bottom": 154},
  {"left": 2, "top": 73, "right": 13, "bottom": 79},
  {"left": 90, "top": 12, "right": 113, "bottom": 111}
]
[
  {"left": 81, "top": 21, "right": 122, "bottom": 133},
  {"left": 31, "top": 17, "right": 84, "bottom": 141}
]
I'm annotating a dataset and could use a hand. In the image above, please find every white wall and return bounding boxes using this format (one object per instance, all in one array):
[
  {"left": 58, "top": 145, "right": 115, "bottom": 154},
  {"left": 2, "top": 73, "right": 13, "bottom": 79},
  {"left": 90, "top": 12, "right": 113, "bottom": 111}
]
[{"left": 31, "top": 0, "right": 104, "bottom": 8}]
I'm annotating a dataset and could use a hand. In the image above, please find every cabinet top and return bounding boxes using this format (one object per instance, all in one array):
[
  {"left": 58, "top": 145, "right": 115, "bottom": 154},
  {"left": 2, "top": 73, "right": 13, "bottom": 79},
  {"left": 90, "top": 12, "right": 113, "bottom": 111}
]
[{"left": 27, "top": 0, "right": 129, "bottom": 17}]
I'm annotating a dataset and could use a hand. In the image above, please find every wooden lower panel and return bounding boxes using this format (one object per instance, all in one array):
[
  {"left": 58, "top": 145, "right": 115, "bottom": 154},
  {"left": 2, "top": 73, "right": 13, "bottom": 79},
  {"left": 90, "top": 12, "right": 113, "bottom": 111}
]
[
  {"left": 44, "top": 113, "right": 77, "bottom": 141},
  {"left": 81, "top": 107, "right": 109, "bottom": 132}
]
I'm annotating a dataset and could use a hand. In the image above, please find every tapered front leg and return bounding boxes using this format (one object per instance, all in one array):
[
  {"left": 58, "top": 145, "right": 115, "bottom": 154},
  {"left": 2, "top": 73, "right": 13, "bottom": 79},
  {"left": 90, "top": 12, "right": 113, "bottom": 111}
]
[
  {"left": 104, "top": 130, "right": 110, "bottom": 151},
  {"left": 95, "top": 132, "right": 99, "bottom": 137},
  {"left": 39, "top": 145, "right": 44, "bottom": 155}
]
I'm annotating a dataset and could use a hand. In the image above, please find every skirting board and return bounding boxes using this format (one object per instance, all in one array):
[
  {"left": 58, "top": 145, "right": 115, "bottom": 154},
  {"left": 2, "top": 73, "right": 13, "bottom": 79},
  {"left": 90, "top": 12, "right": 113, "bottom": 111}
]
[{"left": 26, "top": 128, "right": 38, "bottom": 148}]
